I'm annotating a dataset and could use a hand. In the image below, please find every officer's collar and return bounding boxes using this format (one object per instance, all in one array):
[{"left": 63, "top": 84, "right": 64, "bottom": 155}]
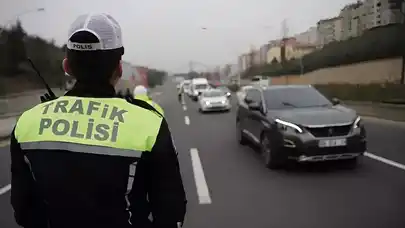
[{"left": 66, "top": 82, "right": 116, "bottom": 98}]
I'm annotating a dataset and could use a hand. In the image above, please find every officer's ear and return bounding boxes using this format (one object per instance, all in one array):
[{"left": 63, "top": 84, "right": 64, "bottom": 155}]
[
  {"left": 117, "top": 60, "right": 123, "bottom": 78},
  {"left": 62, "top": 58, "right": 73, "bottom": 76},
  {"left": 111, "top": 61, "right": 122, "bottom": 86}
]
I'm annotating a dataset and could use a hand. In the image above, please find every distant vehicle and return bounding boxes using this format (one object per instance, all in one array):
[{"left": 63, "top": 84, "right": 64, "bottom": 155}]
[
  {"left": 216, "top": 85, "right": 231, "bottom": 98},
  {"left": 190, "top": 78, "right": 210, "bottom": 101},
  {"left": 198, "top": 89, "right": 231, "bottom": 113},
  {"left": 115, "top": 61, "right": 138, "bottom": 96},
  {"left": 251, "top": 75, "right": 268, "bottom": 86},
  {"left": 175, "top": 76, "right": 184, "bottom": 83},
  {"left": 236, "top": 85, "right": 366, "bottom": 169}
]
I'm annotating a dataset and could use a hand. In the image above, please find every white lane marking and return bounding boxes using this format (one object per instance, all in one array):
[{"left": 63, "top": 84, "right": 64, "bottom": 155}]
[
  {"left": 183, "top": 105, "right": 187, "bottom": 111},
  {"left": 184, "top": 116, "right": 190, "bottom": 125},
  {"left": 0, "top": 184, "right": 11, "bottom": 195},
  {"left": 190, "top": 148, "right": 212, "bottom": 204},
  {"left": 365, "top": 152, "right": 405, "bottom": 171}
]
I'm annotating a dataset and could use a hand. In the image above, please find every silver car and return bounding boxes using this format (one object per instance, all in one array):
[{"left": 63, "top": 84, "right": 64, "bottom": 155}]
[{"left": 198, "top": 89, "right": 231, "bottom": 113}]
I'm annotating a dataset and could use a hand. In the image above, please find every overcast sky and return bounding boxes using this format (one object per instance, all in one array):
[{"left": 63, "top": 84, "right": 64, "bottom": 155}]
[{"left": 1, "top": 0, "right": 354, "bottom": 73}]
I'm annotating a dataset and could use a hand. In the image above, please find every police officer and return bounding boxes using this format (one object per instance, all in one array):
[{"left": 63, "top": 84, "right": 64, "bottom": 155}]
[
  {"left": 133, "top": 85, "right": 164, "bottom": 116},
  {"left": 178, "top": 83, "right": 184, "bottom": 104},
  {"left": 10, "top": 13, "right": 186, "bottom": 228}
]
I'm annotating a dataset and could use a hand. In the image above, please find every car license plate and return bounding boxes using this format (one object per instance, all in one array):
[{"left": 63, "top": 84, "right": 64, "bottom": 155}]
[{"left": 318, "top": 139, "right": 347, "bottom": 148}]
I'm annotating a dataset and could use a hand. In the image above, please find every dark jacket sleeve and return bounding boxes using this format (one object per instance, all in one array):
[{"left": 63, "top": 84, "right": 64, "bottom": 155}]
[
  {"left": 10, "top": 129, "right": 47, "bottom": 228},
  {"left": 147, "top": 118, "right": 187, "bottom": 227}
]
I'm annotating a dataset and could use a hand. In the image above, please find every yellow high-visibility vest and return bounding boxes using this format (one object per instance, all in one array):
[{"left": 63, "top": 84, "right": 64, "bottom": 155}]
[
  {"left": 134, "top": 95, "right": 164, "bottom": 116},
  {"left": 14, "top": 96, "right": 163, "bottom": 157}
]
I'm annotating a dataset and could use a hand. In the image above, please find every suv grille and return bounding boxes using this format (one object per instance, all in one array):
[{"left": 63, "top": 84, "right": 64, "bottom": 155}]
[{"left": 305, "top": 125, "right": 352, "bottom": 137}]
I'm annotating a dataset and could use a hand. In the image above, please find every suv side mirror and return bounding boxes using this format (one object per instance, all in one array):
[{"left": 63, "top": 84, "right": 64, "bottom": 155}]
[
  {"left": 248, "top": 102, "right": 261, "bottom": 110},
  {"left": 244, "top": 97, "right": 252, "bottom": 103},
  {"left": 331, "top": 97, "right": 341, "bottom": 105}
]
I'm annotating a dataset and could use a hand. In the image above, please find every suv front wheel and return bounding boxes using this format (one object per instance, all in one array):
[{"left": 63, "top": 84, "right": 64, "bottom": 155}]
[
  {"left": 236, "top": 120, "right": 248, "bottom": 145},
  {"left": 261, "top": 135, "right": 285, "bottom": 169}
]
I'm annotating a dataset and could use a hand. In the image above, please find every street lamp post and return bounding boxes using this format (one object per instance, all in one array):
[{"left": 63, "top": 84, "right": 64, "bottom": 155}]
[
  {"left": 0, "top": 8, "right": 45, "bottom": 37},
  {"left": 401, "top": 1, "right": 405, "bottom": 84},
  {"left": 200, "top": 26, "right": 273, "bottom": 87}
]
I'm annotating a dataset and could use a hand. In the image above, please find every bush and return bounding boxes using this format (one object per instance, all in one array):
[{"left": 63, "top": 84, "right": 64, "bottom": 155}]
[{"left": 314, "top": 83, "right": 405, "bottom": 103}]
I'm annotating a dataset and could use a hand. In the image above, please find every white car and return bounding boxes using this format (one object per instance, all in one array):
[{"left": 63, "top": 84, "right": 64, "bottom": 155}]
[{"left": 198, "top": 89, "right": 231, "bottom": 113}]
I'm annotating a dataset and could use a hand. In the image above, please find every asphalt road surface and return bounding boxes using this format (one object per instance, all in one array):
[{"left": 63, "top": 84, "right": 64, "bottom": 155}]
[{"left": 1, "top": 82, "right": 405, "bottom": 228}]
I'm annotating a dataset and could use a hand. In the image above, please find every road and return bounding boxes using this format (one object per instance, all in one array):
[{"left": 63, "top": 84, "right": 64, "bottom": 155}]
[{"left": 1, "top": 82, "right": 405, "bottom": 228}]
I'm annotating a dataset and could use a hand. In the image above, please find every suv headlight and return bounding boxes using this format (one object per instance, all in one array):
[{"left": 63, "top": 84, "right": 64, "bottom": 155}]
[
  {"left": 204, "top": 101, "right": 210, "bottom": 106},
  {"left": 275, "top": 119, "right": 303, "bottom": 134},
  {"left": 353, "top": 116, "right": 361, "bottom": 129}
]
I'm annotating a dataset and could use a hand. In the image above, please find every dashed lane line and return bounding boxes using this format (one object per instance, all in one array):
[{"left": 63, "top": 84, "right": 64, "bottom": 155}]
[
  {"left": 0, "top": 184, "right": 11, "bottom": 195},
  {"left": 184, "top": 116, "right": 190, "bottom": 125},
  {"left": 190, "top": 148, "right": 212, "bottom": 204},
  {"left": 365, "top": 152, "right": 405, "bottom": 171},
  {"left": 183, "top": 105, "right": 187, "bottom": 111}
]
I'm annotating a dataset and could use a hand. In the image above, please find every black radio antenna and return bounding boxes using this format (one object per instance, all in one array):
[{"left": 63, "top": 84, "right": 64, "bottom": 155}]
[{"left": 26, "top": 57, "right": 56, "bottom": 98}]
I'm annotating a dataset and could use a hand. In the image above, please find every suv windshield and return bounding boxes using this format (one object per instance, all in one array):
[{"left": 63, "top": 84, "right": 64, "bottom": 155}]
[
  {"left": 203, "top": 90, "right": 225, "bottom": 97},
  {"left": 264, "top": 87, "right": 332, "bottom": 109},
  {"left": 195, "top": 84, "right": 208, "bottom": 90}
]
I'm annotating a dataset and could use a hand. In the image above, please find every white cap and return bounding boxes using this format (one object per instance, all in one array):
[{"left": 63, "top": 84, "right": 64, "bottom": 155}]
[
  {"left": 133, "top": 85, "right": 148, "bottom": 96},
  {"left": 67, "top": 13, "right": 123, "bottom": 51}
]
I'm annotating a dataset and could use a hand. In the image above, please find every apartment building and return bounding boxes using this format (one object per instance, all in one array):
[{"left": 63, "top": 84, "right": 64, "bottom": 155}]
[
  {"left": 252, "top": 49, "right": 261, "bottom": 66},
  {"left": 294, "top": 27, "right": 319, "bottom": 45},
  {"left": 259, "top": 43, "right": 270, "bottom": 65},
  {"left": 266, "top": 37, "right": 316, "bottom": 63},
  {"left": 238, "top": 53, "right": 250, "bottom": 72},
  {"left": 363, "top": 0, "right": 403, "bottom": 28},
  {"left": 340, "top": 1, "right": 367, "bottom": 39},
  {"left": 317, "top": 17, "right": 343, "bottom": 45}
]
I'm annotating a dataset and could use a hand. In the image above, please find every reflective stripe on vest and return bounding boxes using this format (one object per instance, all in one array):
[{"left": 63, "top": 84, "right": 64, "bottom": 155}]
[{"left": 15, "top": 96, "right": 163, "bottom": 156}]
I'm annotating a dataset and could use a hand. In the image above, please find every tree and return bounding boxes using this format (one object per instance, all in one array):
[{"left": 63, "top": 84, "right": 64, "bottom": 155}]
[
  {"left": 245, "top": 24, "right": 404, "bottom": 78},
  {"left": 4, "top": 20, "right": 26, "bottom": 75}
]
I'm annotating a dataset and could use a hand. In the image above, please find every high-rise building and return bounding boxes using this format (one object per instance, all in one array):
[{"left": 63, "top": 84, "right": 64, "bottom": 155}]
[
  {"left": 294, "top": 27, "right": 319, "bottom": 45},
  {"left": 317, "top": 16, "right": 343, "bottom": 45},
  {"left": 363, "top": 0, "right": 403, "bottom": 28},
  {"left": 340, "top": 1, "right": 367, "bottom": 39}
]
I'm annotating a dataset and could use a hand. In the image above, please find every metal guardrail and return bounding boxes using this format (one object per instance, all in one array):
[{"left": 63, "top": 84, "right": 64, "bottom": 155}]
[{"left": 0, "top": 88, "right": 62, "bottom": 117}]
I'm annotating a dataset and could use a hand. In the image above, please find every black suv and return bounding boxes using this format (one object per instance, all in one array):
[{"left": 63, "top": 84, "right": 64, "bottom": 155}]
[{"left": 236, "top": 85, "right": 366, "bottom": 169}]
